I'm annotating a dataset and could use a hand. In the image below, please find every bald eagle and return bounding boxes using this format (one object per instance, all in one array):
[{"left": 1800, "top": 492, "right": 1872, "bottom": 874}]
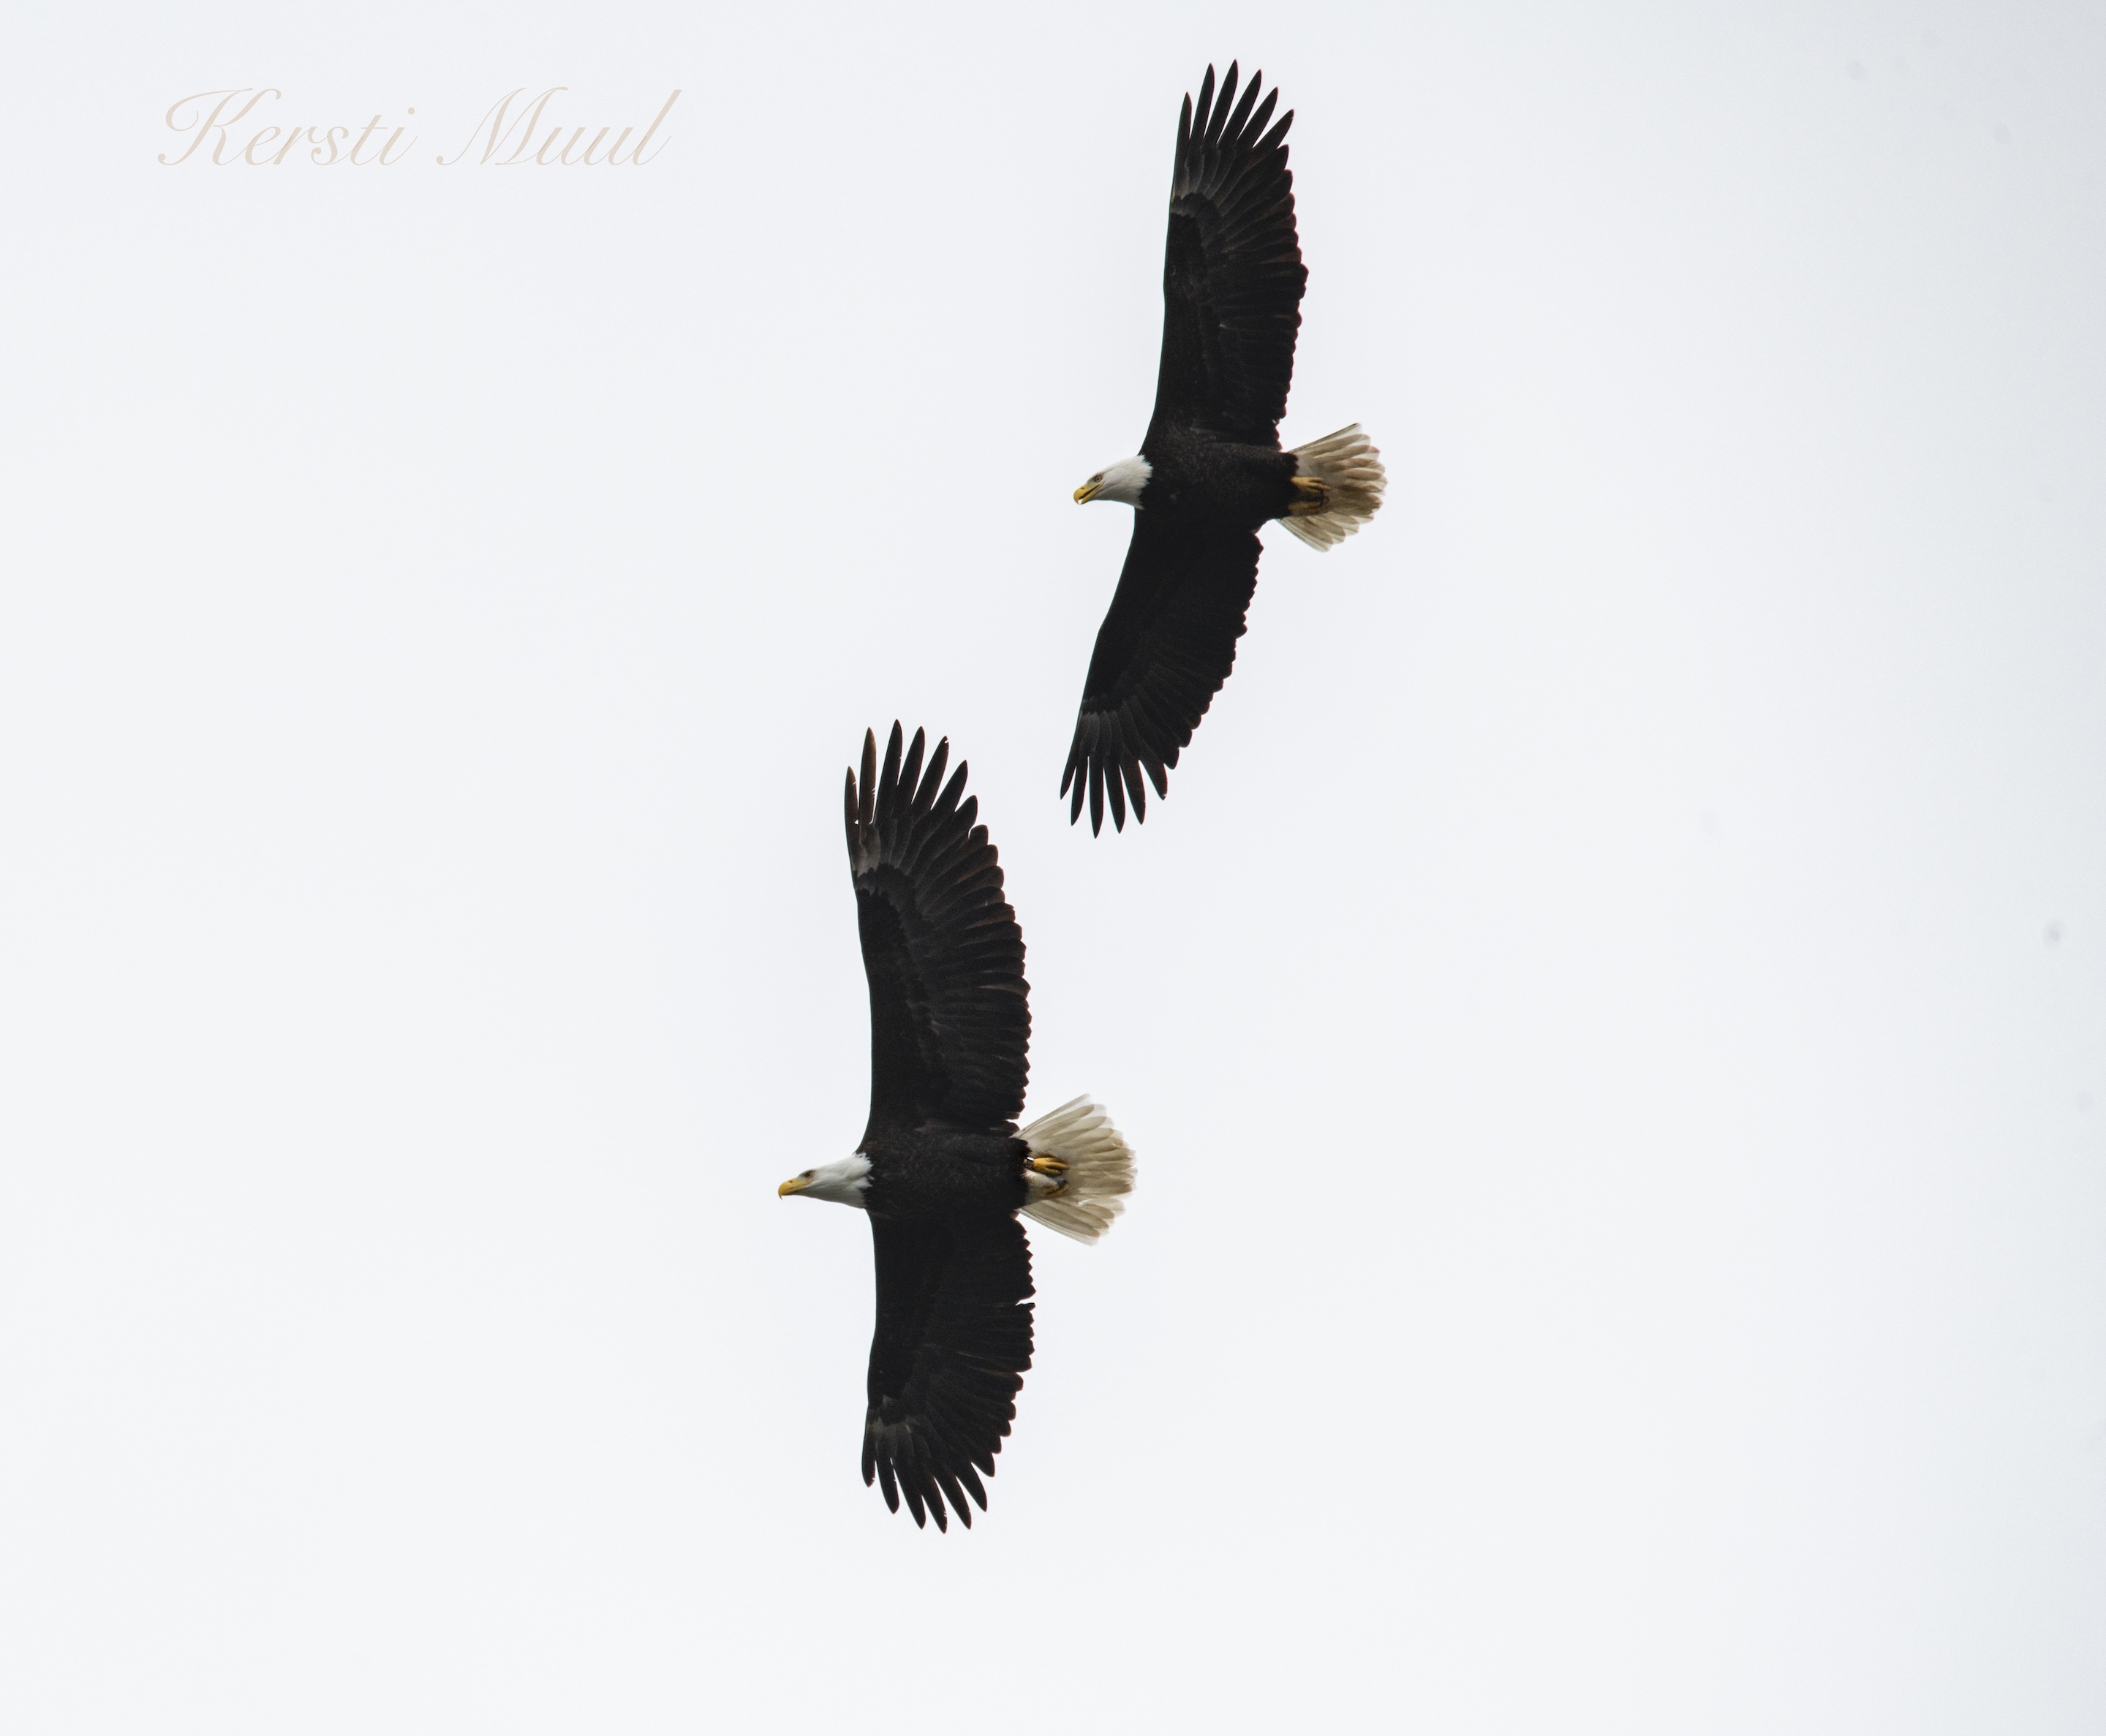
[
  {"left": 779, "top": 724, "right": 1135, "bottom": 1530},
  {"left": 1067, "top": 63, "right": 1386, "bottom": 833}
]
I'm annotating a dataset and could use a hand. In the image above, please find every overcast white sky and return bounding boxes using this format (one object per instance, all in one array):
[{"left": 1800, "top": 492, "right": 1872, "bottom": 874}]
[{"left": 1, "top": 2, "right": 2101, "bottom": 1731}]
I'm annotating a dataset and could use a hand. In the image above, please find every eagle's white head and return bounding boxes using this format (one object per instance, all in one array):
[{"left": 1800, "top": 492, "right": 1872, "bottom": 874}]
[
  {"left": 777, "top": 1154, "right": 872, "bottom": 1207},
  {"left": 1073, "top": 454, "right": 1152, "bottom": 507}
]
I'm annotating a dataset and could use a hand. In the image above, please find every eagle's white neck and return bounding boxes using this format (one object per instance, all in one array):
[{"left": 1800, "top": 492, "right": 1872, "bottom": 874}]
[
  {"left": 1090, "top": 455, "right": 1152, "bottom": 507},
  {"left": 797, "top": 1155, "right": 872, "bottom": 1208}
]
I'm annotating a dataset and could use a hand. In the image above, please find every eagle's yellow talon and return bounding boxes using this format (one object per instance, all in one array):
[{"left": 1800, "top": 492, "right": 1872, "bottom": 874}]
[{"left": 1286, "top": 475, "right": 1332, "bottom": 515}]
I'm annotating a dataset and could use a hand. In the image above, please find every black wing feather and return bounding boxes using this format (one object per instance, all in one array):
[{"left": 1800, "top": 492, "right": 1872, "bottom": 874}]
[
  {"left": 848, "top": 723, "right": 1029, "bottom": 1141},
  {"left": 1148, "top": 63, "right": 1305, "bottom": 447},
  {"left": 863, "top": 1214, "right": 1034, "bottom": 1532},
  {"left": 1060, "top": 515, "right": 1262, "bottom": 832}
]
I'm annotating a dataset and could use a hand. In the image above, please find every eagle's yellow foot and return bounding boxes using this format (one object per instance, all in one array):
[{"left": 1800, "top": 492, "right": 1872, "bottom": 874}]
[
  {"left": 1286, "top": 475, "right": 1332, "bottom": 516},
  {"left": 1023, "top": 1153, "right": 1069, "bottom": 1202}
]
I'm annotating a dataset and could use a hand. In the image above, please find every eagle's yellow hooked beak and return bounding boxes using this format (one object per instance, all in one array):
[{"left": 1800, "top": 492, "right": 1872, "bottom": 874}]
[
  {"left": 777, "top": 1175, "right": 812, "bottom": 1196},
  {"left": 1073, "top": 479, "right": 1102, "bottom": 505}
]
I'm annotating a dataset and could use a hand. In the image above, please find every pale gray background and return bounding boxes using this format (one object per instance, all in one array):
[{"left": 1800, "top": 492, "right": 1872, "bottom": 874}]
[{"left": 1, "top": 2, "right": 2101, "bottom": 1731}]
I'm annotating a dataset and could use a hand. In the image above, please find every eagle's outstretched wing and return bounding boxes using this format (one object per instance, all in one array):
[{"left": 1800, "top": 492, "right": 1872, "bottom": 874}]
[
  {"left": 864, "top": 1213, "right": 1033, "bottom": 1531},
  {"left": 1147, "top": 63, "right": 1305, "bottom": 448},
  {"left": 1060, "top": 515, "right": 1261, "bottom": 832},
  {"left": 847, "top": 723, "right": 1030, "bottom": 1142}
]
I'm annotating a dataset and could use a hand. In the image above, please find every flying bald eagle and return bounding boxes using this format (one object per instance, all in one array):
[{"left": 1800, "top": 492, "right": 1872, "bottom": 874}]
[
  {"left": 779, "top": 724, "right": 1135, "bottom": 1530},
  {"left": 1067, "top": 62, "right": 1386, "bottom": 833}
]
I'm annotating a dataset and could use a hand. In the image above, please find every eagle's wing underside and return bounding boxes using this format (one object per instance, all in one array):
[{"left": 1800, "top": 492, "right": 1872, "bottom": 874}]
[
  {"left": 848, "top": 723, "right": 1030, "bottom": 1143},
  {"left": 1062, "top": 516, "right": 1262, "bottom": 833},
  {"left": 863, "top": 1212, "right": 1034, "bottom": 1531},
  {"left": 1148, "top": 62, "right": 1306, "bottom": 448}
]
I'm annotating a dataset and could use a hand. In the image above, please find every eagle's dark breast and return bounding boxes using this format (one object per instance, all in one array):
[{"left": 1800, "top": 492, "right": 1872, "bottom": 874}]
[
  {"left": 1139, "top": 423, "right": 1298, "bottom": 527},
  {"left": 860, "top": 1130, "right": 1032, "bottom": 1220}
]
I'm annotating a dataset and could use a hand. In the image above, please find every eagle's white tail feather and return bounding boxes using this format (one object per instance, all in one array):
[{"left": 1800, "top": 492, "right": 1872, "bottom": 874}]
[
  {"left": 1019, "top": 1095, "right": 1134, "bottom": 1245},
  {"left": 1280, "top": 423, "right": 1386, "bottom": 550}
]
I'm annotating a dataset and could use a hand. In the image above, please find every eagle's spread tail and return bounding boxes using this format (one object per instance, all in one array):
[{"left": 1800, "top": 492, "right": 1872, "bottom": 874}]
[
  {"left": 1019, "top": 1096, "right": 1135, "bottom": 1244},
  {"left": 1280, "top": 423, "right": 1386, "bottom": 550}
]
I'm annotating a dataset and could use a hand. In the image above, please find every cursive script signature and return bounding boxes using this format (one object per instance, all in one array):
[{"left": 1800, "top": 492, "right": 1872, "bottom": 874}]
[{"left": 157, "top": 88, "right": 680, "bottom": 167}]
